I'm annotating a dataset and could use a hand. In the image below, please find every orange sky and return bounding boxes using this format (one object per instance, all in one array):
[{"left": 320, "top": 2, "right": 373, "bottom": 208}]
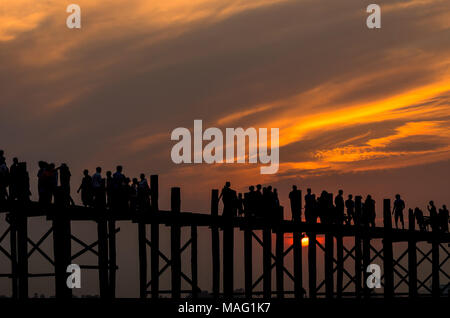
[
  {"left": 0, "top": 0, "right": 449, "bottom": 298},
  {"left": 0, "top": 0, "right": 449, "bottom": 212}
]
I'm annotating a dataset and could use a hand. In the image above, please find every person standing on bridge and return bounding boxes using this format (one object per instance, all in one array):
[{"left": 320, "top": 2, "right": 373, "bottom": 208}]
[
  {"left": 219, "top": 181, "right": 237, "bottom": 218},
  {"left": 0, "top": 153, "right": 9, "bottom": 206},
  {"left": 439, "top": 205, "right": 449, "bottom": 233},
  {"left": 345, "top": 194, "right": 355, "bottom": 225},
  {"left": 9, "top": 157, "right": 19, "bottom": 202},
  {"left": 392, "top": 194, "right": 405, "bottom": 229},
  {"left": 304, "top": 188, "right": 316, "bottom": 223},
  {"left": 335, "top": 189, "right": 345, "bottom": 225},
  {"left": 427, "top": 201, "right": 438, "bottom": 231},
  {"left": 77, "top": 169, "right": 93, "bottom": 207},
  {"left": 57, "top": 163, "right": 75, "bottom": 206},
  {"left": 289, "top": 185, "right": 302, "bottom": 222}
]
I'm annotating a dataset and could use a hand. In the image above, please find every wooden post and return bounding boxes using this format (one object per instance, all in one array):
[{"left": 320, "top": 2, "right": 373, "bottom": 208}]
[
  {"left": 171, "top": 187, "right": 181, "bottom": 298},
  {"left": 325, "top": 193, "right": 333, "bottom": 299},
  {"left": 211, "top": 189, "right": 220, "bottom": 298},
  {"left": 150, "top": 175, "right": 159, "bottom": 299},
  {"left": 262, "top": 223, "right": 272, "bottom": 299},
  {"left": 431, "top": 219, "right": 440, "bottom": 298},
  {"left": 223, "top": 222, "right": 234, "bottom": 297},
  {"left": 293, "top": 190, "right": 303, "bottom": 299},
  {"left": 108, "top": 219, "right": 116, "bottom": 298},
  {"left": 191, "top": 225, "right": 198, "bottom": 298},
  {"left": 9, "top": 215, "right": 18, "bottom": 299},
  {"left": 17, "top": 213, "right": 28, "bottom": 299},
  {"left": 276, "top": 207, "right": 284, "bottom": 299},
  {"left": 53, "top": 215, "right": 72, "bottom": 299},
  {"left": 363, "top": 234, "right": 371, "bottom": 298},
  {"left": 138, "top": 221, "right": 147, "bottom": 298},
  {"left": 336, "top": 234, "right": 343, "bottom": 298},
  {"left": 244, "top": 211, "right": 252, "bottom": 298},
  {"left": 97, "top": 218, "right": 109, "bottom": 298},
  {"left": 408, "top": 209, "right": 417, "bottom": 298},
  {"left": 354, "top": 196, "right": 362, "bottom": 298},
  {"left": 325, "top": 233, "right": 334, "bottom": 299},
  {"left": 383, "top": 199, "right": 394, "bottom": 298},
  {"left": 293, "top": 233, "right": 303, "bottom": 299},
  {"left": 308, "top": 226, "right": 316, "bottom": 298}
]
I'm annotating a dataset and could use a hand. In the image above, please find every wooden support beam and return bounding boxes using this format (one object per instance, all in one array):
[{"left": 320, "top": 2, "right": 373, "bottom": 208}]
[
  {"left": 53, "top": 215, "right": 72, "bottom": 299},
  {"left": 138, "top": 222, "right": 147, "bottom": 298},
  {"left": 211, "top": 189, "right": 220, "bottom": 299},
  {"left": 383, "top": 199, "right": 394, "bottom": 298},
  {"left": 325, "top": 233, "right": 334, "bottom": 299},
  {"left": 244, "top": 219, "right": 252, "bottom": 298},
  {"left": 293, "top": 231, "right": 303, "bottom": 299},
  {"left": 108, "top": 220, "right": 116, "bottom": 298},
  {"left": 223, "top": 223, "right": 234, "bottom": 297},
  {"left": 362, "top": 234, "right": 371, "bottom": 298},
  {"left": 408, "top": 209, "right": 417, "bottom": 298},
  {"left": 354, "top": 196, "right": 362, "bottom": 298},
  {"left": 431, "top": 221, "right": 440, "bottom": 298},
  {"left": 263, "top": 226, "right": 272, "bottom": 299},
  {"left": 150, "top": 174, "right": 159, "bottom": 298},
  {"left": 17, "top": 213, "right": 28, "bottom": 299},
  {"left": 336, "top": 235, "right": 343, "bottom": 298},
  {"left": 171, "top": 187, "right": 181, "bottom": 298},
  {"left": 308, "top": 225, "right": 316, "bottom": 299},
  {"left": 276, "top": 207, "right": 284, "bottom": 299},
  {"left": 97, "top": 219, "right": 109, "bottom": 298},
  {"left": 9, "top": 217, "right": 18, "bottom": 299},
  {"left": 191, "top": 225, "right": 198, "bottom": 298}
]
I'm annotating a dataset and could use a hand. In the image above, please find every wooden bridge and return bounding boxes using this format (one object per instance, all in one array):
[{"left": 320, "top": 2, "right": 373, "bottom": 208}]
[{"left": 0, "top": 175, "right": 449, "bottom": 300}]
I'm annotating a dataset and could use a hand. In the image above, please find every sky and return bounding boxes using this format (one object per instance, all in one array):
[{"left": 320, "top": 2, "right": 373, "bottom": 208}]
[{"left": 0, "top": 0, "right": 449, "bottom": 297}]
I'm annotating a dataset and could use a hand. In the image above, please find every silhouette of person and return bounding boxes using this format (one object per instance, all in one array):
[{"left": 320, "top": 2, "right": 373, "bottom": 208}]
[
  {"left": 289, "top": 185, "right": 302, "bottom": 222},
  {"left": 318, "top": 191, "right": 331, "bottom": 223},
  {"left": 363, "top": 195, "right": 376, "bottom": 228},
  {"left": 9, "top": 157, "right": 19, "bottom": 201},
  {"left": 273, "top": 188, "right": 280, "bottom": 208},
  {"left": 92, "top": 167, "right": 105, "bottom": 208},
  {"left": 0, "top": 151, "right": 9, "bottom": 205},
  {"left": 57, "top": 163, "right": 75, "bottom": 206},
  {"left": 345, "top": 194, "right": 355, "bottom": 225},
  {"left": 77, "top": 169, "right": 93, "bottom": 207},
  {"left": 237, "top": 193, "right": 244, "bottom": 217},
  {"left": 48, "top": 163, "right": 58, "bottom": 202},
  {"left": 335, "top": 189, "right": 345, "bottom": 225},
  {"left": 130, "top": 178, "right": 139, "bottom": 212},
  {"left": 427, "top": 201, "right": 438, "bottom": 231},
  {"left": 16, "top": 162, "right": 31, "bottom": 202},
  {"left": 305, "top": 188, "right": 316, "bottom": 223},
  {"left": 37, "top": 161, "right": 48, "bottom": 205},
  {"left": 392, "top": 194, "right": 405, "bottom": 229},
  {"left": 244, "top": 186, "right": 256, "bottom": 217},
  {"left": 106, "top": 171, "right": 113, "bottom": 208},
  {"left": 112, "top": 166, "right": 125, "bottom": 210},
  {"left": 438, "top": 205, "right": 449, "bottom": 233},
  {"left": 414, "top": 207, "right": 426, "bottom": 232},
  {"left": 137, "top": 173, "right": 150, "bottom": 212},
  {"left": 219, "top": 182, "right": 237, "bottom": 218},
  {"left": 255, "top": 184, "right": 263, "bottom": 218}
]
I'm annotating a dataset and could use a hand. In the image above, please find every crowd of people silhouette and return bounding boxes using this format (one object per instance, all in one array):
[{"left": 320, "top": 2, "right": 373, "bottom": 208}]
[{"left": 0, "top": 150, "right": 448, "bottom": 232}]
